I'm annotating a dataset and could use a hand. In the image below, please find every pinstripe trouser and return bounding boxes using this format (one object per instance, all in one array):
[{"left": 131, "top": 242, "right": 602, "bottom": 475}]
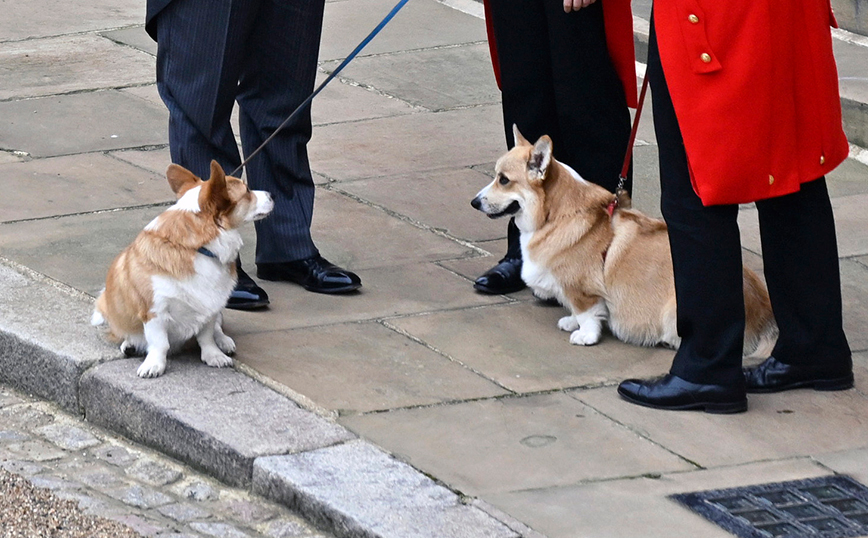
[{"left": 154, "top": 0, "right": 325, "bottom": 263}]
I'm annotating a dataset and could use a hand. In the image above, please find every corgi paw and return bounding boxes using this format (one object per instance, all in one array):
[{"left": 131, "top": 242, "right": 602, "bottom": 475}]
[
  {"left": 569, "top": 328, "right": 601, "bottom": 346},
  {"left": 558, "top": 316, "right": 580, "bottom": 332},
  {"left": 214, "top": 333, "right": 236, "bottom": 356},
  {"left": 201, "top": 349, "right": 234, "bottom": 369},
  {"left": 137, "top": 355, "right": 167, "bottom": 378}
]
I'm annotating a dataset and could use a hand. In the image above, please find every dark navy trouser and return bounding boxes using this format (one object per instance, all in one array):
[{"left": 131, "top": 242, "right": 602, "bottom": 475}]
[{"left": 154, "top": 0, "right": 325, "bottom": 263}]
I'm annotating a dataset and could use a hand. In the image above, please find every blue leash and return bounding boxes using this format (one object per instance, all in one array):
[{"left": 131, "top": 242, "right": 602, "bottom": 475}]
[{"left": 231, "top": 0, "right": 412, "bottom": 177}]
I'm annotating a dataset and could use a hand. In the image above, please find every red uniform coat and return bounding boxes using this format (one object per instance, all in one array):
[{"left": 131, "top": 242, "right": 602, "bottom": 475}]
[
  {"left": 654, "top": 0, "right": 849, "bottom": 205},
  {"left": 482, "top": 0, "right": 638, "bottom": 108}
]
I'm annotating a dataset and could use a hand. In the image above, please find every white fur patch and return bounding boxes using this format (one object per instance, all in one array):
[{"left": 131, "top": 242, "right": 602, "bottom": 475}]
[
  {"left": 170, "top": 186, "right": 202, "bottom": 213},
  {"left": 149, "top": 256, "right": 237, "bottom": 347},
  {"left": 568, "top": 300, "right": 608, "bottom": 345},
  {"left": 143, "top": 216, "right": 162, "bottom": 232},
  {"left": 202, "top": 229, "right": 244, "bottom": 265},
  {"left": 520, "top": 235, "right": 564, "bottom": 302},
  {"left": 250, "top": 190, "right": 274, "bottom": 221}
]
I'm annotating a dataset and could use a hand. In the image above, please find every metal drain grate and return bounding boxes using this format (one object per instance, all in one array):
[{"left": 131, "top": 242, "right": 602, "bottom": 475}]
[{"left": 670, "top": 475, "right": 868, "bottom": 538}]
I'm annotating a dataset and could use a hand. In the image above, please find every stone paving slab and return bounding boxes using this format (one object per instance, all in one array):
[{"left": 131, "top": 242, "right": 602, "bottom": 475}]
[
  {"left": 79, "top": 358, "right": 356, "bottom": 487},
  {"left": 222, "top": 261, "right": 507, "bottom": 335},
  {"left": 388, "top": 302, "right": 679, "bottom": 393},
  {"left": 0, "top": 207, "right": 173, "bottom": 296},
  {"left": 0, "top": 261, "right": 117, "bottom": 412},
  {"left": 311, "top": 72, "right": 420, "bottom": 126},
  {"left": 0, "top": 153, "right": 168, "bottom": 222},
  {"left": 308, "top": 105, "right": 505, "bottom": 181},
  {"left": 323, "top": 43, "right": 499, "bottom": 111},
  {"left": 336, "top": 167, "right": 509, "bottom": 243},
  {"left": 0, "top": 0, "right": 142, "bottom": 41},
  {"left": 484, "top": 459, "right": 833, "bottom": 538},
  {"left": 573, "top": 380, "right": 868, "bottom": 469},
  {"left": 319, "top": 0, "right": 487, "bottom": 62},
  {"left": 340, "top": 393, "right": 694, "bottom": 497},
  {"left": 253, "top": 441, "right": 519, "bottom": 538},
  {"left": 840, "top": 260, "right": 868, "bottom": 352},
  {"left": 102, "top": 26, "right": 158, "bottom": 56},
  {"left": 307, "top": 189, "right": 479, "bottom": 268},
  {"left": 0, "top": 34, "right": 154, "bottom": 101},
  {"left": 0, "top": 90, "right": 167, "bottom": 157},
  {"left": 233, "top": 321, "right": 507, "bottom": 414}
]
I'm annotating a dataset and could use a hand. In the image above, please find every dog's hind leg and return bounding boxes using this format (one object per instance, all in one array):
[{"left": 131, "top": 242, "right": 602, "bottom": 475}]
[
  {"left": 137, "top": 318, "right": 170, "bottom": 378},
  {"left": 198, "top": 314, "right": 234, "bottom": 369}
]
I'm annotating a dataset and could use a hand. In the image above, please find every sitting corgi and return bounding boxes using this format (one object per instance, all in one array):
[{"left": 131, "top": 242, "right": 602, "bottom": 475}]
[
  {"left": 92, "top": 161, "right": 273, "bottom": 378},
  {"left": 471, "top": 126, "right": 778, "bottom": 356}
]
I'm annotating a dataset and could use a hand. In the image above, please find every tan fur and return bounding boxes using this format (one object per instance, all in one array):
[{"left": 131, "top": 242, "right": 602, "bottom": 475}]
[
  {"left": 472, "top": 127, "right": 778, "bottom": 354},
  {"left": 93, "top": 161, "right": 272, "bottom": 377}
]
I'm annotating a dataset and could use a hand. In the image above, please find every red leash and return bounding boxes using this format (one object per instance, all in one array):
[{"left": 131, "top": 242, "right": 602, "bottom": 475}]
[{"left": 615, "top": 73, "right": 651, "bottom": 197}]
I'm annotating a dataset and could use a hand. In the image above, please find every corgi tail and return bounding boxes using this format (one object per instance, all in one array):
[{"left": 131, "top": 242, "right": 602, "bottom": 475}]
[
  {"left": 744, "top": 319, "right": 779, "bottom": 360},
  {"left": 91, "top": 290, "right": 107, "bottom": 326}
]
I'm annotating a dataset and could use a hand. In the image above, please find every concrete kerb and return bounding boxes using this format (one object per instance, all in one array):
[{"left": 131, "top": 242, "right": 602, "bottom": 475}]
[
  {"left": 0, "top": 258, "right": 526, "bottom": 538},
  {"left": 0, "top": 258, "right": 117, "bottom": 412}
]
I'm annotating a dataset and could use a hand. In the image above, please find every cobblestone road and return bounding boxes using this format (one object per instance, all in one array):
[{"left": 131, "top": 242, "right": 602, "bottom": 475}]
[{"left": 0, "top": 384, "right": 334, "bottom": 538}]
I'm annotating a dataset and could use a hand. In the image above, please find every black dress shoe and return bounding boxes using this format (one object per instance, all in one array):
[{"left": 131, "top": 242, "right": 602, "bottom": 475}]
[
  {"left": 474, "top": 257, "right": 526, "bottom": 294},
  {"left": 226, "top": 266, "right": 270, "bottom": 310},
  {"left": 617, "top": 374, "right": 748, "bottom": 414},
  {"left": 744, "top": 357, "right": 853, "bottom": 393},
  {"left": 257, "top": 255, "right": 361, "bottom": 294}
]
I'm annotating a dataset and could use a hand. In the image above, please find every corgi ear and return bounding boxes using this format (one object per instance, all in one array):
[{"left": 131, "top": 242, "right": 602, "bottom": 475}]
[
  {"left": 166, "top": 164, "right": 201, "bottom": 198},
  {"left": 200, "top": 160, "right": 231, "bottom": 214},
  {"left": 528, "top": 135, "right": 553, "bottom": 181},
  {"left": 512, "top": 124, "right": 531, "bottom": 147}
]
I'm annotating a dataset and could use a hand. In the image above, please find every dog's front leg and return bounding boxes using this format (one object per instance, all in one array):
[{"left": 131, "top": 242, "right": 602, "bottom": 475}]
[
  {"left": 137, "top": 318, "right": 170, "bottom": 378},
  {"left": 561, "top": 298, "right": 608, "bottom": 346},
  {"left": 212, "top": 312, "right": 236, "bottom": 355},
  {"left": 198, "top": 314, "right": 234, "bottom": 369}
]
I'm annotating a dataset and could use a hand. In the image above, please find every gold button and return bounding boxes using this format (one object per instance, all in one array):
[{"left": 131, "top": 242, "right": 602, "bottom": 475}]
[
  {"left": 688, "top": 14, "right": 699, "bottom": 23},
  {"left": 820, "top": 155, "right": 826, "bottom": 165},
  {"left": 700, "top": 53, "right": 712, "bottom": 63},
  {"left": 769, "top": 175, "right": 775, "bottom": 185}
]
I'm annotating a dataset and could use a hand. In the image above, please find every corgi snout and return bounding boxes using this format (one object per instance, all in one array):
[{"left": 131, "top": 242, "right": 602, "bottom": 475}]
[
  {"left": 251, "top": 190, "right": 274, "bottom": 221},
  {"left": 471, "top": 189, "right": 520, "bottom": 219}
]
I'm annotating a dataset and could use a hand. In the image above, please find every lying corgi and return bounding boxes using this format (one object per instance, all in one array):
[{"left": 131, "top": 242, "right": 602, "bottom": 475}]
[
  {"left": 91, "top": 161, "right": 273, "bottom": 378},
  {"left": 471, "top": 126, "right": 778, "bottom": 356}
]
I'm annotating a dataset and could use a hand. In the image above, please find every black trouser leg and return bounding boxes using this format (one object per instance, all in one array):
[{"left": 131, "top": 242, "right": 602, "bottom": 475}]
[
  {"left": 756, "top": 178, "right": 851, "bottom": 370},
  {"left": 488, "top": 0, "right": 631, "bottom": 260},
  {"left": 648, "top": 18, "right": 745, "bottom": 387}
]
